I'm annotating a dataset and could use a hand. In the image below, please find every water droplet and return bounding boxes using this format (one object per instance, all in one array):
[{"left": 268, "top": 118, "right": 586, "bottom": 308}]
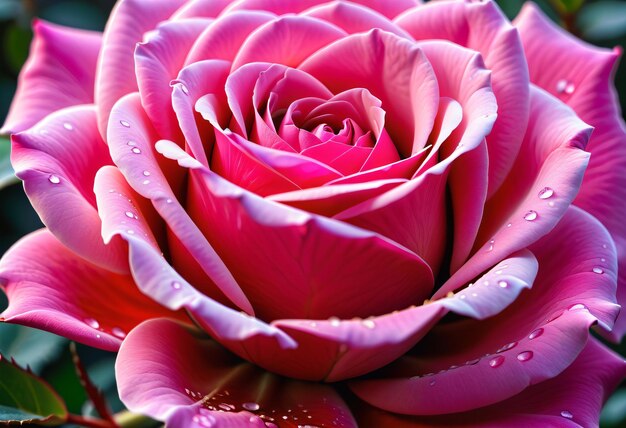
[
  {"left": 127, "top": 140, "right": 137, "bottom": 146},
  {"left": 48, "top": 175, "right": 61, "bottom": 184},
  {"left": 471, "top": 292, "right": 478, "bottom": 297},
  {"left": 328, "top": 317, "right": 341, "bottom": 327},
  {"left": 524, "top": 210, "right": 538, "bottom": 221},
  {"left": 63, "top": 122, "right": 74, "bottom": 131},
  {"left": 112, "top": 327, "right": 126, "bottom": 339},
  {"left": 568, "top": 303, "right": 587, "bottom": 311},
  {"left": 516, "top": 351, "right": 533, "bottom": 362},
  {"left": 126, "top": 229, "right": 135, "bottom": 235},
  {"left": 131, "top": 147, "right": 141, "bottom": 154},
  {"left": 171, "top": 281, "right": 182, "bottom": 290},
  {"left": 85, "top": 318, "right": 100, "bottom": 329},
  {"left": 120, "top": 120, "right": 131, "bottom": 128},
  {"left": 498, "top": 280, "right": 508, "bottom": 289},
  {"left": 180, "top": 84, "right": 189, "bottom": 95},
  {"left": 560, "top": 410, "right": 573, "bottom": 419},
  {"left": 108, "top": 189, "right": 116, "bottom": 193},
  {"left": 362, "top": 319, "right": 375, "bottom": 329},
  {"left": 166, "top": 198, "right": 173, "bottom": 204},
  {"left": 548, "top": 201, "right": 555, "bottom": 207},
  {"left": 565, "top": 83, "right": 575, "bottom": 94},
  {"left": 125, "top": 211, "right": 135, "bottom": 218},
  {"left": 592, "top": 266, "right": 604, "bottom": 274},
  {"left": 547, "top": 311, "right": 563, "bottom": 323},
  {"left": 243, "top": 402, "right": 260, "bottom": 411},
  {"left": 528, "top": 328, "right": 544, "bottom": 340},
  {"left": 538, "top": 187, "right": 554, "bottom": 199},
  {"left": 488, "top": 355, "right": 505, "bottom": 368},
  {"left": 601, "top": 258, "right": 606, "bottom": 263},
  {"left": 487, "top": 239, "right": 494, "bottom": 251},
  {"left": 602, "top": 243, "right": 608, "bottom": 249},
  {"left": 142, "top": 179, "right": 150, "bottom": 185},
  {"left": 556, "top": 79, "right": 569, "bottom": 94},
  {"left": 465, "top": 358, "right": 481, "bottom": 365},
  {"left": 495, "top": 269, "right": 503, "bottom": 275},
  {"left": 483, "top": 280, "right": 490, "bottom": 286},
  {"left": 459, "top": 294, "right": 466, "bottom": 299},
  {"left": 497, "top": 341, "right": 518, "bottom": 353},
  {"left": 96, "top": 333, "right": 101, "bottom": 339},
  {"left": 429, "top": 380, "right": 436, "bottom": 386},
  {"left": 506, "top": 222, "right": 512, "bottom": 228},
  {"left": 142, "top": 170, "right": 151, "bottom": 176}
]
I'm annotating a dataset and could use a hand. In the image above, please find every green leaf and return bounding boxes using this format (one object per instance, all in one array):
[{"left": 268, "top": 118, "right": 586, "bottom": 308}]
[
  {"left": 578, "top": 2, "right": 626, "bottom": 41},
  {"left": 0, "top": 324, "right": 67, "bottom": 373},
  {"left": 0, "top": 138, "right": 16, "bottom": 190},
  {"left": 0, "top": 355, "right": 68, "bottom": 426},
  {"left": 549, "top": 0, "right": 584, "bottom": 14}
]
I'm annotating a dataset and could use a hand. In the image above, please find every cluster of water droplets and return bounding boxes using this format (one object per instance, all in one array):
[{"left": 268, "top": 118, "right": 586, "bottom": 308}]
[
  {"left": 183, "top": 389, "right": 328, "bottom": 427},
  {"left": 83, "top": 317, "right": 126, "bottom": 340},
  {"left": 556, "top": 79, "right": 576, "bottom": 96}
]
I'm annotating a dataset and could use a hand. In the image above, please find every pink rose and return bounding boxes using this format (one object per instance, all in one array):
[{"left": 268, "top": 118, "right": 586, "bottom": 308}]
[{"left": 1, "top": 0, "right": 625, "bottom": 426}]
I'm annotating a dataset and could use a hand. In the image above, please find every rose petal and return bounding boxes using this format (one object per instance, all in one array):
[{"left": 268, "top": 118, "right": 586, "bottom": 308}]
[
  {"left": 515, "top": 2, "right": 626, "bottom": 342},
  {"left": 135, "top": 18, "right": 210, "bottom": 139},
  {"left": 107, "top": 93, "right": 252, "bottom": 314},
  {"left": 396, "top": 0, "right": 530, "bottom": 197},
  {"left": 95, "top": 0, "right": 186, "bottom": 138},
  {"left": 436, "top": 85, "right": 592, "bottom": 298},
  {"left": 1, "top": 20, "right": 101, "bottom": 134},
  {"left": 0, "top": 230, "right": 178, "bottom": 351},
  {"left": 300, "top": 29, "right": 439, "bottom": 157},
  {"left": 351, "top": 206, "right": 619, "bottom": 414},
  {"left": 231, "top": 15, "right": 347, "bottom": 70},
  {"left": 351, "top": 337, "right": 626, "bottom": 427},
  {"left": 170, "top": 0, "right": 231, "bottom": 19},
  {"left": 185, "top": 10, "right": 276, "bottom": 64},
  {"left": 116, "top": 318, "right": 357, "bottom": 427},
  {"left": 10, "top": 105, "right": 127, "bottom": 273}
]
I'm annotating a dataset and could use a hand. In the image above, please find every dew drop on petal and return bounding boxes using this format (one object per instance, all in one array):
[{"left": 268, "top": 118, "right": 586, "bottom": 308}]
[
  {"left": 561, "top": 410, "right": 573, "bottom": 419},
  {"left": 524, "top": 210, "right": 538, "bottom": 221},
  {"left": 592, "top": 266, "right": 604, "bottom": 274},
  {"left": 243, "top": 402, "right": 260, "bottom": 411},
  {"left": 48, "top": 175, "right": 61, "bottom": 184},
  {"left": 85, "top": 318, "right": 100, "bottom": 329},
  {"left": 498, "top": 280, "right": 508, "bottom": 289},
  {"left": 516, "top": 351, "right": 533, "bottom": 362},
  {"left": 63, "top": 122, "right": 74, "bottom": 131},
  {"left": 171, "top": 281, "right": 182, "bottom": 290},
  {"left": 112, "top": 327, "right": 126, "bottom": 339},
  {"left": 131, "top": 147, "right": 141, "bottom": 154},
  {"left": 143, "top": 170, "right": 151, "bottom": 176},
  {"left": 125, "top": 211, "right": 135, "bottom": 219},
  {"left": 142, "top": 180, "right": 150, "bottom": 185},
  {"left": 488, "top": 355, "right": 505, "bottom": 368},
  {"left": 568, "top": 303, "right": 587, "bottom": 311},
  {"left": 127, "top": 140, "right": 137, "bottom": 146},
  {"left": 565, "top": 83, "right": 575, "bottom": 94},
  {"left": 497, "top": 341, "right": 518, "bottom": 353},
  {"left": 538, "top": 187, "right": 554, "bottom": 199},
  {"left": 528, "top": 328, "right": 544, "bottom": 340},
  {"left": 120, "top": 120, "right": 131, "bottom": 128},
  {"left": 328, "top": 317, "right": 341, "bottom": 327},
  {"left": 487, "top": 239, "right": 494, "bottom": 251},
  {"left": 362, "top": 319, "right": 376, "bottom": 329},
  {"left": 506, "top": 222, "right": 512, "bottom": 228},
  {"left": 556, "top": 79, "right": 568, "bottom": 94}
]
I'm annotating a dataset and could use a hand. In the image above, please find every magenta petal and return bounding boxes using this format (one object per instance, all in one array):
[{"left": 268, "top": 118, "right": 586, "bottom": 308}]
[
  {"left": 95, "top": 0, "right": 186, "bottom": 138},
  {"left": 515, "top": 2, "right": 626, "bottom": 342},
  {"left": 352, "top": 338, "right": 626, "bottom": 427},
  {"left": 231, "top": 15, "right": 347, "bottom": 70},
  {"left": 116, "top": 318, "right": 357, "bottom": 427},
  {"left": 1, "top": 20, "right": 101, "bottom": 134},
  {"left": 300, "top": 29, "right": 439, "bottom": 157},
  {"left": 437, "top": 86, "right": 591, "bottom": 298},
  {"left": 397, "top": 0, "right": 530, "bottom": 197},
  {"left": 302, "top": 1, "right": 412, "bottom": 38},
  {"left": 135, "top": 18, "right": 210, "bottom": 140},
  {"left": 106, "top": 94, "right": 252, "bottom": 314},
  {"left": 185, "top": 11, "right": 276, "bottom": 64},
  {"left": 351, "top": 206, "right": 620, "bottom": 415},
  {"left": 10, "top": 105, "right": 127, "bottom": 273},
  {"left": 0, "top": 230, "right": 177, "bottom": 351},
  {"left": 170, "top": 0, "right": 231, "bottom": 19}
]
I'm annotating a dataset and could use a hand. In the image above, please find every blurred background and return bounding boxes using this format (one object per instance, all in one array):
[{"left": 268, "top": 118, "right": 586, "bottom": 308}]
[{"left": 0, "top": 0, "right": 625, "bottom": 426}]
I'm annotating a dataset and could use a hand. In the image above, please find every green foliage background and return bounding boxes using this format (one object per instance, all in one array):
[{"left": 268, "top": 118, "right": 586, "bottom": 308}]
[{"left": 0, "top": 0, "right": 624, "bottom": 426}]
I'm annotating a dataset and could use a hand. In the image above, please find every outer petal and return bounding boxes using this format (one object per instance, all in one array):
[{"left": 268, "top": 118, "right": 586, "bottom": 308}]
[
  {"left": 436, "top": 86, "right": 591, "bottom": 298},
  {"left": 10, "top": 105, "right": 127, "bottom": 273},
  {"left": 116, "top": 318, "right": 358, "bottom": 427},
  {"left": 0, "top": 230, "right": 180, "bottom": 351},
  {"left": 107, "top": 93, "right": 252, "bottom": 313},
  {"left": 95, "top": 0, "right": 187, "bottom": 138},
  {"left": 396, "top": 0, "right": 530, "bottom": 197},
  {"left": 351, "top": 206, "right": 619, "bottom": 415},
  {"left": 135, "top": 18, "right": 210, "bottom": 139},
  {"left": 515, "top": 2, "right": 626, "bottom": 341},
  {"left": 1, "top": 21, "right": 101, "bottom": 134},
  {"left": 300, "top": 29, "right": 439, "bottom": 157},
  {"left": 170, "top": 0, "right": 231, "bottom": 19},
  {"left": 351, "top": 338, "right": 626, "bottom": 427}
]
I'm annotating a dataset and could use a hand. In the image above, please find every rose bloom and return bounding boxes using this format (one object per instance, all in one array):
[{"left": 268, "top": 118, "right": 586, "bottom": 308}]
[{"left": 1, "top": 0, "right": 625, "bottom": 426}]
